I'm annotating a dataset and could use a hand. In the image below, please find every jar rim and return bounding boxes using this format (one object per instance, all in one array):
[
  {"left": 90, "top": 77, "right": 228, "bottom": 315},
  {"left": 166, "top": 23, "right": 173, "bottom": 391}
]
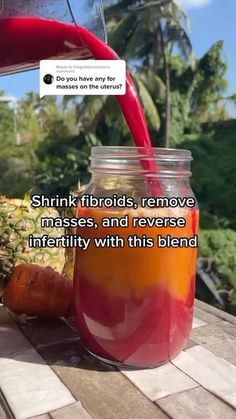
[
  {"left": 90, "top": 146, "right": 192, "bottom": 177},
  {"left": 90, "top": 146, "right": 192, "bottom": 161}
]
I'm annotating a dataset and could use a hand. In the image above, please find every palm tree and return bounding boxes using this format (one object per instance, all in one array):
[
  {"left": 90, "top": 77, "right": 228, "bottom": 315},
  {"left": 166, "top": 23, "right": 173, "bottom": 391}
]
[
  {"left": 63, "top": 1, "right": 192, "bottom": 147},
  {"left": 104, "top": 0, "right": 192, "bottom": 147},
  {"left": 21, "top": 92, "right": 59, "bottom": 130}
]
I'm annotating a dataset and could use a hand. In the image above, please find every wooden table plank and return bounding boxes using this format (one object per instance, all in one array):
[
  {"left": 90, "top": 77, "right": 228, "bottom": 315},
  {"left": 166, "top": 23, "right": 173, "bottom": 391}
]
[
  {"left": 157, "top": 387, "right": 236, "bottom": 419},
  {"left": 0, "top": 403, "right": 7, "bottom": 419},
  {"left": 218, "top": 320, "right": 236, "bottom": 338},
  {"left": 1, "top": 300, "right": 235, "bottom": 419},
  {"left": 121, "top": 363, "right": 198, "bottom": 401},
  {"left": 37, "top": 340, "right": 167, "bottom": 419},
  {"left": 32, "top": 415, "right": 50, "bottom": 419},
  {"left": 191, "top": 324, "right": 236, "bottom": 365},
  {"left": 0, "top": 307, "right": 75, "bottom": 419},
  {"left": 184, "top": 339, "right": 198, "bottom": 350},
  {"left": 0, "top": 406, "right": 7, "bottom": 419},
  {"left": 19, "top": 317, "right": 79, "bottom": 348},
  {"left": 192, "top": 317, "right": 207, "bottom": 328},
  {"left": 172, "top": 346, "right": 236, "bottom": 409},
  {"left": 194, "top": 306, "right": 221, "bottom": 325},
  {"left": 50, "top": 402, "right": 92, "bottom": 419},
  {"left": 0, "top": 389, "right": 14, "bottom": 419},
  {"left": 195, "top": 300, "right": 236, "bottom": 325}
]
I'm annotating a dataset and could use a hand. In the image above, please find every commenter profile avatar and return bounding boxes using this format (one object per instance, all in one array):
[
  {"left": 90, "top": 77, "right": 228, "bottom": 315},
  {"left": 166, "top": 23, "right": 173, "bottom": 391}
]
[{"left": 43, "top": 74, "right": 54, "bottom": 85}]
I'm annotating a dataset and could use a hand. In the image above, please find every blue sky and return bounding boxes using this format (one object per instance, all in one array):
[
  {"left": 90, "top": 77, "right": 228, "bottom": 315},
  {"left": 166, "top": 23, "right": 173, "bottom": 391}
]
[{"left": 1, "top": 0, "right": 236, "bottom": 99}]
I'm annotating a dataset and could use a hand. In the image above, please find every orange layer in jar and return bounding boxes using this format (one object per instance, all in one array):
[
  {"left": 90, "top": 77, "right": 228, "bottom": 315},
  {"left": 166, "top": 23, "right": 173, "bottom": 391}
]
[{"left": 74, "top": 207, "right": 199, "bottom": 367}]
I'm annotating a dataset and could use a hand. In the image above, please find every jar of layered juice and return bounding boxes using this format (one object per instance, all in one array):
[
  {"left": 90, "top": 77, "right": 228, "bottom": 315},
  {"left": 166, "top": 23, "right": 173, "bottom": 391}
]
[{"left": 74, "top": 147, "right": 199, "bottom": 368}]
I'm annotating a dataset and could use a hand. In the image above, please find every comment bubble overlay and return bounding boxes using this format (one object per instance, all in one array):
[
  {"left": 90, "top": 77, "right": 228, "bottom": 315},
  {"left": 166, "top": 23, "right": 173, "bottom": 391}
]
[{"left": 40, "top": 60, "right": 126, "bottom": 98}]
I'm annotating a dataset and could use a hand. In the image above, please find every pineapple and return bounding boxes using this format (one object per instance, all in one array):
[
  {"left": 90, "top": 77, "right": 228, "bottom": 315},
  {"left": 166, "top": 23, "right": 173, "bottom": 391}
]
[
  {"left": 62, "top": 182, "right": 87, "bottom": 281},
  {"left": 0, "top": 195, "right": 65, "bottom": 293}
]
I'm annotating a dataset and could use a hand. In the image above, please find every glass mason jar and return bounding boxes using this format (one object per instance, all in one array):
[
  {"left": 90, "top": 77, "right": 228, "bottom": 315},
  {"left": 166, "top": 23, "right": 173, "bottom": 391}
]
[
  {"left": 74, "top": 146, "right": 199, "bottom": 368},
  {"left": 0, "top": 0, "right": 106, "bottom": 75}
]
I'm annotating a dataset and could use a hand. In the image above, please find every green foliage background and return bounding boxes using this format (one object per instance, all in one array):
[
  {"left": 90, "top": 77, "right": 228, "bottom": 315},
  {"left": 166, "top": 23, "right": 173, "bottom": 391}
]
[{"left": 0, "top": 1, "right": 236, "bottom": 310}]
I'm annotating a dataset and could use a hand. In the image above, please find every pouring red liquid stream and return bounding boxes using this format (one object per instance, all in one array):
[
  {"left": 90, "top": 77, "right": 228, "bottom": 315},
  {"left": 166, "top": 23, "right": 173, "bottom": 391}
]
[
  {"left": 0, "top": 17, "right": 160, "bottom": 190},
  {"left": 0, "top": 16, "right": 197, "bottom": 366},
  {"left": 0, "top": 19, "right": 151, "bottom": 147}
]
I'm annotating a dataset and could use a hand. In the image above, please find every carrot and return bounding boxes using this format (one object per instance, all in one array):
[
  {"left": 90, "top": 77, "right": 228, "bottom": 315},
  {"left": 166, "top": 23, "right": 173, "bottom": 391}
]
[{"left": 3, "top": 264, "right": 73, "bottom": 318}]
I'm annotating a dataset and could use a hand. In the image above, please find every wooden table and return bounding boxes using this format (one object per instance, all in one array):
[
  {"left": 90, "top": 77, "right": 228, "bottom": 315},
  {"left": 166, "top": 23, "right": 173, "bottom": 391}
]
[{"left": 0, "top": 300, "right": 236, "bottom": 419}]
